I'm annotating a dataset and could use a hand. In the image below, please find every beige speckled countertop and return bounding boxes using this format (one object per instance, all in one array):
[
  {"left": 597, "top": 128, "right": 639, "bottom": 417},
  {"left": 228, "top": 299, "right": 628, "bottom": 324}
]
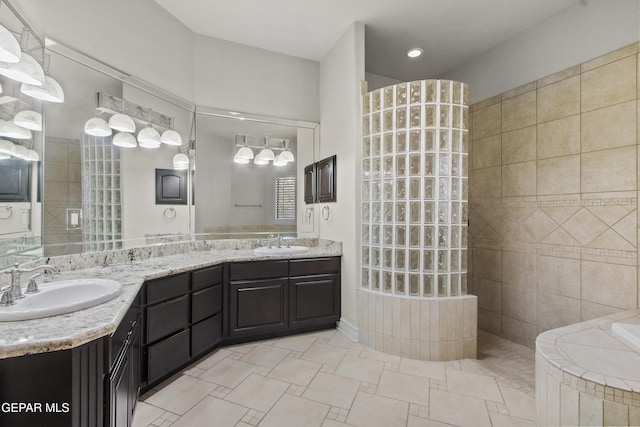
[{"left": 0, "top": 239, "right": 342, "bottom": 359}]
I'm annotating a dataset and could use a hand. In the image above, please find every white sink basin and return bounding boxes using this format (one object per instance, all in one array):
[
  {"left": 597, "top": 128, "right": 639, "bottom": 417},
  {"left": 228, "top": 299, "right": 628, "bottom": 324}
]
[
  {"left": 254, "top": 246, "right": 310, "bottom": 256},
  {"left": 0, "top": 278, "right": 122, "bottom": 321}
]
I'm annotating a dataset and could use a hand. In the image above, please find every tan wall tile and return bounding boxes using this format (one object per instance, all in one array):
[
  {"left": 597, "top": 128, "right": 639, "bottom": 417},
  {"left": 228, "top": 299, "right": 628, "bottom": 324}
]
[
  {"left": 502, "top": 126, "right": 536, "bottom": 164},
  {"left": 537, "top": 115, "right": 580, "bottom": 159},
  {"left": 537, "top": 75, "right": 580, "bottom": 123},
  {"left": 472, "top": 247, "right": 501, "bottom": 282},
  {"left": 537, "top": 155, "right": 580, "bottom": 195},
  {"left": 501, "top": 316, "right": 537, "bottom": 348},
  {"left": 582, "top": 260, "right": 637, "bottom": 309},
  {"left": 537, "top": 65, "right": 580, "bottom": 88},
  {"left": 581, "top": 146, "right": 636, "bottom": 193},
  {"left": 581, "top": 43, "right": 637, "bottom": 73},
  {"left": 502, "top": 251, "right": 537, "bottom": 287},
  {"left": 537, "top": 255, "right": 581, "bottom": 299},
  {"left": 502, "top": 82, "right": 536, "bottom": 100},
  {"left": 472, "top": 103, "right": 501, "bottom": 139},
  {"left": 537, "top": 291, "right": 581, "bottom": 331},
  {"left": 502, "top": 91, "right": 536, "bottom": 132},
  {"left": 502, "top": 161, "right": 536, "bottom": 197},
  {"left": 472, "top": 135, "right": 501, "bottom": 169},
  {"left": 470, "top": 166, "right": 501, "bottom": 199},
  {"left": 581, "top": 56, "right": 636, "bottom": 112},
  {"left": 581, "top": 300, "right": 625, "bottom": 322},
  {"left": 477, "top": 308, "right": 502, "bottom": 335},
  {"left": 503, "top": 285, "right": 537, "bottom": 324},
  {"left": 581, "top": 100, "right": 636, "bottom": 152}
]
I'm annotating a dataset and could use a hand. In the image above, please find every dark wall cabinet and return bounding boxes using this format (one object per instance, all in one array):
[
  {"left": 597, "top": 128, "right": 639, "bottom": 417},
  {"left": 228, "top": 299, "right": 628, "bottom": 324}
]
[{"left": 304, "top": 155, "right": 336, "bottom": 204}]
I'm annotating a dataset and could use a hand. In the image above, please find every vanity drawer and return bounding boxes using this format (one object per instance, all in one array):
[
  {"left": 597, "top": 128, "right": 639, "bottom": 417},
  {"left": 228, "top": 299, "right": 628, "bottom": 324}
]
[
  {"left": 289, "top": 257, "right": 341, "bottom": 277},
  {"left": 192, "top": 265, "right": 223, "bottom": 291},
  {"left": 146, "top": 295, "right": 189, "bottom": 343},
  {"left": 192, "top": 284, "right": 222, "bottom": 324},
  {"left": 191, "top": 312, "right": 222, "bottom": 356},
  {"left": 146, "top": 273, "right": 190, "bottom": 305},
  {"left": 146, "top": 329, "right": 190, "bottom": 384},
  {"left": 228, "top": 260, "right": 288, "bottom": 281}
]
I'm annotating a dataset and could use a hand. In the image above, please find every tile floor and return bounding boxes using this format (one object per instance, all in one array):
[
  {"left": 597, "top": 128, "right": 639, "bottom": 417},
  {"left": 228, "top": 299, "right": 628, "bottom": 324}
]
[{"left": 133, "top": 329, "right": 536, "bottom": 427}]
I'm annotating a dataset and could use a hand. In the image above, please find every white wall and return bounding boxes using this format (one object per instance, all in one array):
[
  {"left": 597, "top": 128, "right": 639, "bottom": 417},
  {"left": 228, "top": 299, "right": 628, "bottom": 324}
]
[
  {"left": 193, "top": 34, "right": 319, "bottom": 121},
  {"left": 318, "top": 23, "right": 365, "bottom": 330},
  {"left": 445, "top": 0, "right": 640, "bottom": 103}
]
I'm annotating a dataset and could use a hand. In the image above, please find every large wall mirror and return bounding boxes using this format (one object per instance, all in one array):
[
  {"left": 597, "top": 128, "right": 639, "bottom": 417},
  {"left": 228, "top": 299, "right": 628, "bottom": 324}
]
[{"left": 0, "top": 4, "right": 318, "bottom": 269}]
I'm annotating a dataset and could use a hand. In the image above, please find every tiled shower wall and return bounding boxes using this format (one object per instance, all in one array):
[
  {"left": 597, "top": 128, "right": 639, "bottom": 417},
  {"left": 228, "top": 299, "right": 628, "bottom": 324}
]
[
  {"left": 469, "top": 43, "right": 640, "bottom": 348},
  {"left": 43, "top": 137, "right": 82, "bottom": 256}
]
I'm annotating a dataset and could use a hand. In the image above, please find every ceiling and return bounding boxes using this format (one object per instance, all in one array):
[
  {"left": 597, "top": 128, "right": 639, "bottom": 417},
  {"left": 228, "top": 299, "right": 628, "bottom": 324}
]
[{"left": 154, "top": 0, "right": 580, "bottom": 82}]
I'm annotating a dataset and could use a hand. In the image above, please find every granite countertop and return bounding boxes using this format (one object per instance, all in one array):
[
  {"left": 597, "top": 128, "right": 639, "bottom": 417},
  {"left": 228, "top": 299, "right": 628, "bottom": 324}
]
[
  {"left": 0, "top": 240, "right": 342, "bottom": 359},
  {"left": 536, "top": 308, "right": 640, "bottom": 392}
]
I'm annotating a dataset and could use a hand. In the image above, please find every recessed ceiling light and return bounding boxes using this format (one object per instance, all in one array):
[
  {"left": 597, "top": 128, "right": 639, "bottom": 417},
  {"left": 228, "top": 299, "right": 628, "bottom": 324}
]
[{"left": 406, "top": 48, "right": 423, "bottom": 58}]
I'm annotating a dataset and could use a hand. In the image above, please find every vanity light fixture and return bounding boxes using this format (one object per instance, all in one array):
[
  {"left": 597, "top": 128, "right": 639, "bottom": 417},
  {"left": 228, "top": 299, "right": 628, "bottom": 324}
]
[
  {"left": 233, "top": 152, "right": 250, "bottom": 164},
  {"left": 21, "top": 75, "right": 64, "bottom": 103},
  {"left": 0, "top": 119, "right": 31, "bottom": 139},
  {"left": 137, "top": 126, "right": 161, "bottom": 148},
  {"left": 160, "top": 129, "right": 182, "bottom": 146},
  {"left": 0, "top": 151, "right": 8, "bottom": 160},
  {"left": 0, "top": 52, "right": 44, "bottom": 86},
  {"left": 256, "top": 136, "right": 275, "bottom": 162},
  {"left": 235, "top": 135, "right": 254, "bottom": 161},
  {"left": 108, "top": 113, "right": 136, "bottom": 132},
  {"left": 406, "top": 48, "right": 423, "bottom": 58},
  {"left": 13, "top": 110, "right": 42, "bottom": 131},
  {"left": 280, "top": 139, "right": 294, "bottom": 163},
  {"left": 112, "top": 132, "right": 137, "bottom": 148},
  {"left": 273, "top": 154, "right": 287, "bottom": 167},
  {"left": 24, "top": 148, "right": 38, "bottom": 161},
  {"left": 11, "top": 143, "right": 30, "bottom": 159},
  {"left": 172, "top": 153, "right": 189, "bottom": 170},
  {"left": 0, "top": 25, "right": 21, "bottom": 63},
  {"left": 84, "top": 117, "right": 112, "bottom": 137}
]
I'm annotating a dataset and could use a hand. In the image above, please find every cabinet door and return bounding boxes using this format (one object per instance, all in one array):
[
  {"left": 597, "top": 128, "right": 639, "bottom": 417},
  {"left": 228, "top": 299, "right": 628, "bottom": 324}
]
[
  {"left": 191, "top": 312, "right": 222, "bottom": 356},
  {"left": 146, "top": 329, "right": 190, "bottom": 385},
  {"left": 229, "top": 278, "right": 288, "bottom": 337},
  {"left": 289, "top": 274, "right": 340, "bottom": 329},
  {"left": 317, "top": 155, "right": 336, "bottom": 203},
  {"left": 146, "top": 295, "right": 189, "bottom": 344},
  {"left": 304, "top": 163, "right": 316, "bottom": 204}
]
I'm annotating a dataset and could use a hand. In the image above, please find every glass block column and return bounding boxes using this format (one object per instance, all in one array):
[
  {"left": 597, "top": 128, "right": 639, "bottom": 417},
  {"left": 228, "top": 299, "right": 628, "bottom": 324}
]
[
  {"left": 361, "top": 80, "right": 469, "bottom": 298},
  {"left": 81, "top": 134, "right": 123, "bottom": 252}
]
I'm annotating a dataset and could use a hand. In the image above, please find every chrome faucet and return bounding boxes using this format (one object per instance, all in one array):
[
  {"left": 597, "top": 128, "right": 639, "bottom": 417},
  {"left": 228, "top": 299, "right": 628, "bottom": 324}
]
[{"left": 3, "top": 263, "right": 59, "bottom": 301}]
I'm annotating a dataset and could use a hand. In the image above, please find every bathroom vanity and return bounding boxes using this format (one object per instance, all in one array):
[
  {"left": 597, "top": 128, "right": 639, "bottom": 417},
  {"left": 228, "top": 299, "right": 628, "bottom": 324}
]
[{"left": 0, "top": 240, "right": 341, "bottom": 427}]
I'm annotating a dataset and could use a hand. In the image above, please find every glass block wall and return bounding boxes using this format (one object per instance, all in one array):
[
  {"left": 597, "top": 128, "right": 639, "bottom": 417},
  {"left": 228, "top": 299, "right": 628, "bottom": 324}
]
[
  {"left": 361, "top": 80, "right": 469, "bottom": 298},
  {"left": 81, "top": 134, "right": 123, "bottom": 251}
]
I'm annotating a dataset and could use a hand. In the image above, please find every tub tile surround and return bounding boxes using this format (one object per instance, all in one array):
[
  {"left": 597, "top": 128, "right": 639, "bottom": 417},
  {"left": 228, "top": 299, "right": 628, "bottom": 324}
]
[
  {"left": 0, "top": 238, "right": 341, "bottom": 359},
  {"left": 536, "top": 309, "right": 640, "bottom": 426},
  {"left": 132, "top": 329, "right": 535, "bottom": 427},
  {"left": 469, "top": 42, "right": 640, "bottom": 348}
]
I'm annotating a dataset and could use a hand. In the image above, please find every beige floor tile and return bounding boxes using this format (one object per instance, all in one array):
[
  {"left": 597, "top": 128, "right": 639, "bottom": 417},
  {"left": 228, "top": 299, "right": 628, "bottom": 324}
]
[
  {"left": 303, "top": 372, "right": 360, "bottom": 409},
  {"left": 334, "top": 355, "right": 384, "bottom": 383},
  {"left": 131, "top": 401, "right": 165, "bottom": 427},
  {"left": 273, "top": 334, "right": 318, "bottom": 352},
  {"left": 322, "top": 420, "right": 356, "bottom": 427},
  {"left": 308, "top": 328, "right": 338, "bottom": 339},
  {"left": 301, "top": 342, "right": 348, "bottom": 366},
  {"left": 195, "top": 348, "right": 232, "bottom": 369},
  {"left": 240, "top": 343, "right": 290, "bottom": 368},
  {"left": 499, "top": 385, "right": 536, "bottom": 420},
  {"left": 268, "top": 356, "right": 322, "bottom": 386},
  {"left": 327, "top": 330, "right": 360, "bottom": 348},
  {"left": 224, "top": 374, "right": 289, "bottom": 412},
  {"left": 359, "top": 345, "right": 402, "bottom": 364},
  {"left": 399, "top": 358, "right": 446, "bottom": 381},
  {"left": 489, "top": 412, "right": 536, "bottom": 427},
  {"left": 376, "top": 370, "right": 430, "bottom": 406},
  {"left": 199, "top": 358, "right": 256, "bottom": 388},
  {"left": 429, "top": 389, "right": 492, "bottom": 427},
  {"left": 171, "top": 396, "right": 247, "bottom": 427},
  {"left": 259, "top": 394, "right": 330, "bottom": 427},
  {"left": 346, "top": 391, "right": 409, "bottom": 427},
  {"left": 143, "top": 375, "right": 217, "bottom": 415},
  {"left": 407, "top": 415, "right": 456, "bottom": 426},
  {"left": 445, "top": 368, "right": 503, "bottom": 402}
]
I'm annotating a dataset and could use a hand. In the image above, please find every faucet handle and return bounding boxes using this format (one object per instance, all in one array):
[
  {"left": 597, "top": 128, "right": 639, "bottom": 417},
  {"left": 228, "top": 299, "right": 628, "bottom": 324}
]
[
  {"left": 0, "top": 286, "right": 14, "bottom": 306},
  {"left": 26, "top": 273, "right": 42, "bottom": 294}
]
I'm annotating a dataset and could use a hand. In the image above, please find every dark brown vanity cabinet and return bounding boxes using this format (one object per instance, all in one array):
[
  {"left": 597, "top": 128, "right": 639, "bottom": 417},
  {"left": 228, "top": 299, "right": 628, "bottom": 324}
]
[
  {"left": 317, "top": 155, "right": 336, "bottom": 203},
  {"left": 226, "top": 257, "right": 341, "bottom": 339},
  {"left": 190, "top": 265, "right": 223, "bottom": 357},
  {"left": 289, "top": 257, "right": 341, "bottom": 329},
  {"left": 304, "top": 163, "right": 316, "bottom": 204},
  {"left": 227, "top": 260, "right": 289, "bottom": 338},
  {"left": 143, "top": 273, "right": 191, "bottom": 386}
]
